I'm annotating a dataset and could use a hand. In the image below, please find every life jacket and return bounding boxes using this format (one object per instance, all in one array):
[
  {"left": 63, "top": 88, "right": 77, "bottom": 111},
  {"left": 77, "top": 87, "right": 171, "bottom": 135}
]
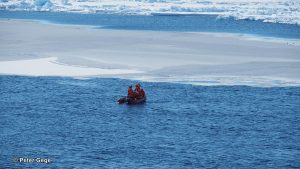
[{"left": 128, "top": 88, "right": 134, "bottom": 97}]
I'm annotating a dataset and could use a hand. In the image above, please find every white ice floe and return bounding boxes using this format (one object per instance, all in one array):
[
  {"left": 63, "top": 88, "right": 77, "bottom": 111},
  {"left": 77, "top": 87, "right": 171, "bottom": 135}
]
[
  {"left": 0, "top": 57, "right": 142, "bottom": 77},
  {"left": 1, "top": 20, "right": 300, "bottom": 87},
  {"left": 1, "top": 0, "right": 300, "bottom": 25}
]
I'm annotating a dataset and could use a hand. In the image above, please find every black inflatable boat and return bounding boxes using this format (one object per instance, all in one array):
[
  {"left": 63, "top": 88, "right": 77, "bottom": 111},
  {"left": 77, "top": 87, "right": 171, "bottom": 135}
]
[{"left": 117, "top": 96, "right": 146, "bottom": 105}]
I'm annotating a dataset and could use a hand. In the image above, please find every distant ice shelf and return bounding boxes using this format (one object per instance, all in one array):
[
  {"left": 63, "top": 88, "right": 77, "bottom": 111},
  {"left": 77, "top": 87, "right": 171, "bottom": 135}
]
[{"left": 0, "top": 0, "right": 300, "bottom": 25}]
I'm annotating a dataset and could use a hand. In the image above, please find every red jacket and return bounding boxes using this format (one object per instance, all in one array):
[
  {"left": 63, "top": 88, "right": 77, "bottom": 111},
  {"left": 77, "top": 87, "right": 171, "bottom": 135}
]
[{"left": 128, "top": 88, "right": 134, "bottom": 97}]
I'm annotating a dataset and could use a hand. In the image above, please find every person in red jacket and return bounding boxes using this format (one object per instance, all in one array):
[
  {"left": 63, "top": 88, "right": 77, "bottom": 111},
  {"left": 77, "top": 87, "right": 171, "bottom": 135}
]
[
  {"left": 134, "top": 83, "right": 146, "bottom": 98},
  {"left": 127, "top": 85, "right": 134, "bottom": 98},
  {"left": 134, "top": 84, "right": 140, "bottom": 97}
]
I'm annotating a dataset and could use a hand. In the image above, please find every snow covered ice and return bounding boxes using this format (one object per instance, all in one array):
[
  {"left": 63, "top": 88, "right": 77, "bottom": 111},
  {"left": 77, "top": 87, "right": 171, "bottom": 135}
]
[
  {"left": 0, "top": 20, "right": 299, "bottom": 87},
  {"left": 1, "top": 0, "right": 300, "bottom": 25}
]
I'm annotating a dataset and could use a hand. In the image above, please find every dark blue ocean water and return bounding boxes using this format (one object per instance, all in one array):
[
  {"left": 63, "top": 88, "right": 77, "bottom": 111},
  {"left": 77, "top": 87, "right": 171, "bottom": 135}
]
[
  {"left": 0, "top": 10, "right": 300, "bottom": 39},
  {"left": 0, "top": 76, "right": 299, "bottom": 168}
]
